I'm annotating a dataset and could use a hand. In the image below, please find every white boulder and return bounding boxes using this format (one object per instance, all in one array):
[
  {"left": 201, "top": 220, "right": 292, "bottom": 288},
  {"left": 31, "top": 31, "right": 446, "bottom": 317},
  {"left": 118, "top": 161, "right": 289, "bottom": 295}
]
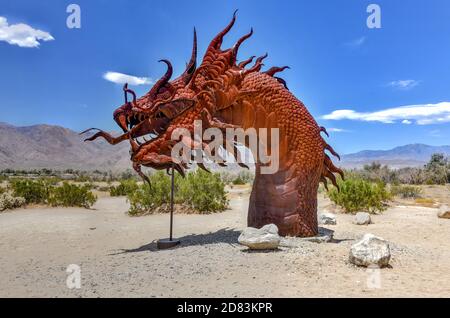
[
  {"left": 238, "top": 224, "right": 280, "bottom": 250},
  {"left": 349, "top": 233, "right": 391, "bottom": 267},
  {"left": 354, "top": 212, "right": 372, "bottom": 225}
]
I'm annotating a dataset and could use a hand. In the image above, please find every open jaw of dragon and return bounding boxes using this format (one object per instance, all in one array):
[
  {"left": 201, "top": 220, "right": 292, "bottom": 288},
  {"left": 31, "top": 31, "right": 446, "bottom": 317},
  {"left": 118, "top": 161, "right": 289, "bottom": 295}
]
[{"left": 82, "top": 11, "right": 344, "bottom": 237}]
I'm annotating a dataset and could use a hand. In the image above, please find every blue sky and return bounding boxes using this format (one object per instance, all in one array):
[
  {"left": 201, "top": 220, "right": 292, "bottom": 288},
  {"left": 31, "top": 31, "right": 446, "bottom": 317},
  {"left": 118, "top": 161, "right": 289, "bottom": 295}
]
[{"left": 1, "top": 0, "right": 449, "bottom": 154}]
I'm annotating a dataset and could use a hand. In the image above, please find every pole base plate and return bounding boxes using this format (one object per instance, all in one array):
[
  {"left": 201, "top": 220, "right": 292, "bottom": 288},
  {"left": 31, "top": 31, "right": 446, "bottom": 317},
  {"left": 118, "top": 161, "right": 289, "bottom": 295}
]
[{"left": 157, "top": 238, "right": 180, "bottom": 250}]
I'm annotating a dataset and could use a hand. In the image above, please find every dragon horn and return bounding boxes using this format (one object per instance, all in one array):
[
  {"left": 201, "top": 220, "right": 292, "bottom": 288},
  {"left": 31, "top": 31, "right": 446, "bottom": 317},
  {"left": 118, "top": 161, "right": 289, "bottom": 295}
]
[
  {"left": 231, "top": 28, "right": 254, "bottom": 65},
  {"left": 238, "top": 56, "right": 256, "bottom": 68},
  {"left": 148, "top": 59, "right": 173, "bottom": 100},
  {"left": 181, "top": 28, "right": 197, "bottom": 84},
  {"left": 123, "top": 83, "right": 137, "bottom": 104},
  {"left": 208, "top": 10, "right": 237, "bottom": 51}
]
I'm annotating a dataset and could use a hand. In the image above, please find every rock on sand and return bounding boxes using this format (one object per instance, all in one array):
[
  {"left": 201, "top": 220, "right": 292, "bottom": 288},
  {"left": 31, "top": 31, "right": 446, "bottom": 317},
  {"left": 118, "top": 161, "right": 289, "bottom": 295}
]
[
  {"left": 349, "top": 233, "right": 391, "bottom": 267},
  {"left": 354, "top": 212, "right": 372, "bottom": 225},
  {"left": 238, "top": 224, "right": 280, "bottom": 250},
  {"left": 319, "top": 213, "right": 337, "bottom": 225},
  {"left": 438, "top": 205, "right": 450, "bottom": 219}
]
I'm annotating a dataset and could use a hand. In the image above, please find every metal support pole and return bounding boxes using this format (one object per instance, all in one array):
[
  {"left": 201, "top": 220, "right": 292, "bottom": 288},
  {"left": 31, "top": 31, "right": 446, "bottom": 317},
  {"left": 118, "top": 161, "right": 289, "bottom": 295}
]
[
  {"left": 169, "top": 166, "right": 174, "bottom": 241},
  {"left": 157, "top": 166, "right": 180, "bottom": 249}
]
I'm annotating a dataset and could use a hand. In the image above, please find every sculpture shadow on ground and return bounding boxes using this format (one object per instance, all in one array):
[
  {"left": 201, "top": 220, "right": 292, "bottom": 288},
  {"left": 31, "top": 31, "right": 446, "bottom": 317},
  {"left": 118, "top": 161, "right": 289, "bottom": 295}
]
[
  {"left": 241, "top": 248, "right": 282, "bottom": 254},
  {"left": 108, "top": 227, "right": 349, "bottom": 255},
  {"left": 318, "top": 227, "right": 356, "bottom": 244},
  {"left": 109, "top": 228, "right": 241, "bottom": 255},
  {"left": 318, "top": 227, "right": 353, "bottom": 244}
]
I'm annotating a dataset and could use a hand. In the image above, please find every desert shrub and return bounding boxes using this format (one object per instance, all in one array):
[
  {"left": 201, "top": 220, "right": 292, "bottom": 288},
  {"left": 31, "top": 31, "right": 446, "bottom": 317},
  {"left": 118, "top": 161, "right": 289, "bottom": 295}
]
[
  {"left": 47, "top": 182, "right": 97, "bottom": 208},
  {"left": 356, "top": 162, "right": 399, "bottom": 184},
  {"left": 328, "top": 177, "right": 391, "bottom": 214},
  {"left": 97, "top": 186, "right": 111, "bottom": 192},
  {"left": 10, "top": 179, "right": 52, "bottom": 204},
  {"left": 109, "top": 179, "right": 139, "bottom": 196},
  {"left": 127, "top": 172, "right": 173, "bottom": 215},
  {"left": 232, "top": 171, "right": 254, "bottom": 185},
  {"left": 178, "top": 169, "right": 229, "bottom": 213},
  {"left": 72, "top": 175, "right": 92, "bottom": 182},
  {"left": 120, "top": 169, "right": 136, "bottom": 180},
  {"left": 396, "top": 167, "right": 427, "bottom": 185},
  {"left": 220, "top": 171, "right": 234, "bottom": 185},
  {"left": 9, "top": 178, "right": 96, "bottom": 208},
  {"left": 391, "top": 184, "right": 422, "bottom": 199},
  {"left": 127, "top": 170, "right": 228, "bottom": 215},
  {"left": 346, "top": 153, "right": 450, "bottom": 186},
  {"left": 423, "top": 153, "right": 449, "bottom": 185},
  {"left": 0, "top": 193, "right": 26, "bottom": 211},
  {"left": 232, "top": 175, "right": 246, "bottom": 185}
]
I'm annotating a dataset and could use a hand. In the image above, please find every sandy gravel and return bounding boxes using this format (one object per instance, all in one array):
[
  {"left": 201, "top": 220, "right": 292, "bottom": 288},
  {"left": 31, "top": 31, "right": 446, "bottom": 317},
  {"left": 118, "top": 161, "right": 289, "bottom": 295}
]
[{"left": 0, "top": 187, "right": 449, "bottom": 298}]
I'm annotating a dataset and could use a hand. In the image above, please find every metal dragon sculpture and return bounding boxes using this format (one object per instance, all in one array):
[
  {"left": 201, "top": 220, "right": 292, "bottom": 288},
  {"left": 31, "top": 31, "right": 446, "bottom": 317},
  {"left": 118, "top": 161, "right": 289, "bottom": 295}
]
[{"left": 82, "top": 12, "right": 343, "bottom": 237}]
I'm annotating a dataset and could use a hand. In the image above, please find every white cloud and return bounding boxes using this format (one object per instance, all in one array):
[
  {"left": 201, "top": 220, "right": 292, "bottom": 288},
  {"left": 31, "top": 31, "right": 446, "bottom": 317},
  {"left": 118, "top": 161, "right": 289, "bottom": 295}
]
[
  {"left": 327, "top": 128, "right": 349, "bottom": 133},
  {"left": 321, "top": 102, "right": 450, "bottom": 125},
  {"left": 345, "top": 36, "right": 366, "bottom": 47},
  {"left": 429, "top": 129, "right": 441, "bottom": 137},
  {"left": 0, "top": 16, "right": 54, "bottom": 48},
  {"left": 387, "top": 79, "right": 420, "bottom": 90},
  {"left": 402, "top": 120, "right": 412, "bottom": 125},
  {"left": 103, "top": 72, "right": 153, "bottom": 85}
]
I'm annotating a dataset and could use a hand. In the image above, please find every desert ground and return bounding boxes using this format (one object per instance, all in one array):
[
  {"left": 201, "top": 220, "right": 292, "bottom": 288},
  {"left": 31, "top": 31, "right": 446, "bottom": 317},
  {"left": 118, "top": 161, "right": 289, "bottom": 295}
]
[{"left": 0, "top": 185, "right": 449, "bottom": 298}]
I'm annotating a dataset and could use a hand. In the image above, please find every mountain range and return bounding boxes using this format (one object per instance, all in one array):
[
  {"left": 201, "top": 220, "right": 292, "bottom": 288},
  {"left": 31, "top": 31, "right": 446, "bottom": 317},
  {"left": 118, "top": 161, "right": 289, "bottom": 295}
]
[
  {"left": 0, "top": 122, "right": 448, "bottom": 171},
  {"left": 340, "top": 144, "right": 450, "bottom": 168},
  {"left": 0, "top": 122, "right": 130, "bottom": 171}
]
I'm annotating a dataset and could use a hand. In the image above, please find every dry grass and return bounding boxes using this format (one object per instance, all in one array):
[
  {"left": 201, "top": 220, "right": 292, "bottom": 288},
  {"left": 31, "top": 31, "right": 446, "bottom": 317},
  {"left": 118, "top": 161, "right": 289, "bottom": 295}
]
[
  {"left": 389, "top": 184, "right": 448, "bottom": 208},
  {"left": 414, "top": 198, "right": 436, "bottom": 207}
]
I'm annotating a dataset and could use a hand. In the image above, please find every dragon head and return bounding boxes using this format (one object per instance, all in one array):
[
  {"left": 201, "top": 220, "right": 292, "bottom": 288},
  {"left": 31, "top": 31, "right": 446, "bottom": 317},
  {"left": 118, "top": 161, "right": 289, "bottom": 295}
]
[{"left": 111, "top": 30, "right": 198, "bottom": 142}]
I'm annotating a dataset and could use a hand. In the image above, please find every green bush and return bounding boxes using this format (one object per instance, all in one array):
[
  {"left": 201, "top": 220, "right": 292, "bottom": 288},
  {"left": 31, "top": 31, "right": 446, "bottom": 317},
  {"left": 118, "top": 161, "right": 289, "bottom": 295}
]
[
  {"left": 0, "top": 193, "right": 26, "bottom": 211},
  {"left": 328, "top": 177, "right": 391, "bottom": 214},
  {"left": 127, "top": 170, "right": 228, "bottom": 215},
  {"left": 127, "top": 172, "right": 172, "bottom": 215},
  {"left": 98, "top": 186, "right": 111, "bottom": 192},
  {"left": 47, "top": 182, "right": 97, "bottom": 208},
  {"left": 359, "top": 162, "right": 399, "bottom": 184},
  {"left": 109, "top": 179, "right": 139, "bottom": 196},
  {"left": 345, "top": 153, "right": 450, "bottom": 185},
  {"left": 10, "top": 179, "right": 52, "bottom": 204},
  {"left": 391, "top": 184, "right": 422, "bottom": 199},
  {"left": 231, "top": 171, "right": 254, "bottom": 185},
  {"left": 423, "top": 153, "right": 449, "bottom": 185},
  {"left": 220, "top": 172, "right": 234, "bottom": 185},
  {"left": 232, "top": 175, "right": 246, "bottom": 185},
  {"left": 10, "top": 179, "right": 96, "bottom": 208},
  {"left": 179, "top": 169, "right": 229, "bottom": 213}
]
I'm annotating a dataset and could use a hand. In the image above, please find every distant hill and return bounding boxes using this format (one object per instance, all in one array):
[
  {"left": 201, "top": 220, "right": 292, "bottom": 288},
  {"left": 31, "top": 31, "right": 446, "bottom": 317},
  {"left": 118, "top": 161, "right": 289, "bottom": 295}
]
[
  {"left": 340, "top": 144, "right": 450, "bottom": 169},
  {"left": 0, "top": 123, "right": 448, "bottom": 171},
  {"left": 0, "top": 122, "right": 130, "bottom": 171}
]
